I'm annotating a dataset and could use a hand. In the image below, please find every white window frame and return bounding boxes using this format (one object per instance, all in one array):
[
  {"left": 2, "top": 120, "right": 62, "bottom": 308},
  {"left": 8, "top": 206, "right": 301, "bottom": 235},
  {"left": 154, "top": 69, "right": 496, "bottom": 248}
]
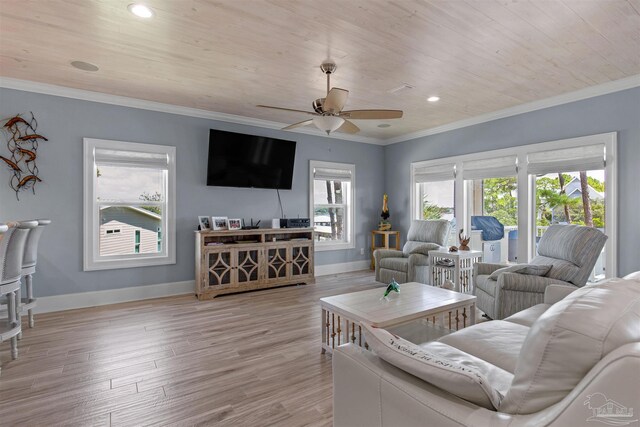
[
  {"left": 309, "top": 160, "right": 356, "bottom": 251},
  {"left": 83, "top": 138, "right": 176, "bottom": 271},
  {"left": 410, "top": 132, "right": 617, "bottom": 278}
]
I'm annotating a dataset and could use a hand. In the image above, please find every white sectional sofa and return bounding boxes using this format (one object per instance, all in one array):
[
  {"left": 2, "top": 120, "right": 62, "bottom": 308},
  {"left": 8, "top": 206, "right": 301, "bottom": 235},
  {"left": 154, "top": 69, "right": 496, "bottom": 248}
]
[{"left": 333, "top": 277, "right": 640, "bottom": 427}]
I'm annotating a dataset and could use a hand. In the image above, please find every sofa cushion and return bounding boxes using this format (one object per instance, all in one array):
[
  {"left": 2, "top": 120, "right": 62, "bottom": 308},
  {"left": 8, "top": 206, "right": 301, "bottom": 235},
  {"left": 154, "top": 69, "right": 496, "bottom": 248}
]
[
  {"left": 406, "top": 220, "right": 451, "bottom": 246},
  {"left": 503, "top": 304, "right": 551, "bottom": 328},
  {"left": 402, "top": 241, "right": 440, "bottom": 256},
  {"left": 530, "top": 255, "right": 580, "bottom": 285},
  {"left": 488, "top": 264, "right": 552, "bottom": 281},
  {"left": 438, "top": 320, "right": 529, "bottom": 373},
  {"left": 379, "top": 257, "right": 409, "bottom": 272},
  {"left": 362, "top": 323, "right": 509, "bottom": 409},
  {"left": 475, "top": 275, "right": 496, "bottom": 297},
  {"left": 623, "top": 271, "right": 640, "bottom": 280},
  {"left": 499, "top": 278, "right": 640, "bottom": 414}
]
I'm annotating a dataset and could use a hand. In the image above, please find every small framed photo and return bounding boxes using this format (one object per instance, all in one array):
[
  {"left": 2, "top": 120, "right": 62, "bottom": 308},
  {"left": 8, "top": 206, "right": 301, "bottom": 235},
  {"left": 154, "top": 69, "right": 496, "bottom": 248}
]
[
  {"left": 211, "top": 216, "right": 228, "bottom": 231},
  {"left": 228, "top": 218, "right": 242, "bottom": 230},
  {"left": 198, "top": 216, "right": 211, "bottom": 230}
]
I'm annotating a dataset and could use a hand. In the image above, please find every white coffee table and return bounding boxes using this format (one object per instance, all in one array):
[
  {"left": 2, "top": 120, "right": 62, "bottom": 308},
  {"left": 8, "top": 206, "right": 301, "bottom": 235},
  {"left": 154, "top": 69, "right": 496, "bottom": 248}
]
[{"left": 319, "top": 282, "right": 476, "bottom": 354}]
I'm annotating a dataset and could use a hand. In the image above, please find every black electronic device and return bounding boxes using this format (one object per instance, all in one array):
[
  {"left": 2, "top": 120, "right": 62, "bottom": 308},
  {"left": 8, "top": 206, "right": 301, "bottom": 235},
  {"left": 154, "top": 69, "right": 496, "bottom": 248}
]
[
  {"left": 207, "top": 129, "right": 296, "bottom": 189},
  {"left": 280, "top": 218, "right": 310, "bottom": 228}
]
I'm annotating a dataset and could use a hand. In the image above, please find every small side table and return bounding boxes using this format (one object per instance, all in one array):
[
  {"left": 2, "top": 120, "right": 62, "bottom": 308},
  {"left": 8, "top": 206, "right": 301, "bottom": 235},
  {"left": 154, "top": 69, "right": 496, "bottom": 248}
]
[
  {"left": 428, "top": 249, "right": 483, "bottom": 294},
  {"left": 370, "top": 230, "right": 401, "bottom": 270}
]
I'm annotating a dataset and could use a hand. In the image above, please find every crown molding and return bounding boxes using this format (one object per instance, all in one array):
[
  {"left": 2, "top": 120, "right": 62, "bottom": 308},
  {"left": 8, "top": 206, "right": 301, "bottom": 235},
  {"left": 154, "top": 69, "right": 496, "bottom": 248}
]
[
  {"left": 2, "top": 74, "right": 638, "bottom": 147},
  {"left": 384, "top": 74, "right": 640, "bottom": 145},
  {"left": 0, "top": 77, "right": 385, "bottom": 146}
]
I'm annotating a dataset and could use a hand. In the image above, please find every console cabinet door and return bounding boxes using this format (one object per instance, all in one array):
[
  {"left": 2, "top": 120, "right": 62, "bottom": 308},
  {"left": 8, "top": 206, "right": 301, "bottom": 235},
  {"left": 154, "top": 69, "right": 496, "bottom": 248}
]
[
  {"left": 204, "top": 248, "right": 235, "bottom": 289},
  {"left": 265, "top": 244, "right": 289, "bottom": 284},
  {"left": 290, "top": 242, "right": 313, "bottom": 280},
  {"left": 235, "top": 247, "right": 261, "bottom": 285}
]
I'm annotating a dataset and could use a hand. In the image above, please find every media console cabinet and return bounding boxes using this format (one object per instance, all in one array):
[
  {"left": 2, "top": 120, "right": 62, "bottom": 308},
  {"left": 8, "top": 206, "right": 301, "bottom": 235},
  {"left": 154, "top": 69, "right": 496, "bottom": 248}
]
[{"left": 195, "top": 228, "right": 315, "bottom": 299}]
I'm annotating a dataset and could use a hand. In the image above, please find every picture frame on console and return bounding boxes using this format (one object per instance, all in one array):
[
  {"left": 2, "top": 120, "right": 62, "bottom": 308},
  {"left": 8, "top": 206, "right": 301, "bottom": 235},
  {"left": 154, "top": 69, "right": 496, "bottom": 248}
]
[
  {"left": 198, "top": 216, "right": 211, "bottom": 230},
  {"left": 228, "top": 218, "right": 242, "bottom": 230},
  {"left": 211, "top": 216, "right": 229, "bottom": 230}
]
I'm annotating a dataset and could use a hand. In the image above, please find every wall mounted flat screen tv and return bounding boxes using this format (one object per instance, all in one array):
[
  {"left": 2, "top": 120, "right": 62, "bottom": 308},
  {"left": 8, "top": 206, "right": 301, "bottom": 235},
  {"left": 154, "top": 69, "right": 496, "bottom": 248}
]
[{"left": 207, "top": 129, "right": 296, "bottom": 189}]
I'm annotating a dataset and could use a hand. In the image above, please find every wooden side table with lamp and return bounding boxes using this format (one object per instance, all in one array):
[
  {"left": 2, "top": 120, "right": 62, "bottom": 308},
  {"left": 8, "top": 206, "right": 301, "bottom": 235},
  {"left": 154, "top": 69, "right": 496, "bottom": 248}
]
[{"left": 370, "top": 230, "right": 400, "bottom": 270}]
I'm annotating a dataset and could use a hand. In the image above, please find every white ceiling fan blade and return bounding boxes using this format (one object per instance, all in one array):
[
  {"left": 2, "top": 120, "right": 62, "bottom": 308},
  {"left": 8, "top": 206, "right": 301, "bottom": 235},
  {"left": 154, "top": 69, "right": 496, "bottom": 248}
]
[
  {"left": 340, "top": 109, "right": 403, "bottom": 119},
  {"left": 338, "top": 119, "right": 360, "bottom": 134},
  {"left": 257, "top": 105, "right": 317, "bottom": 116},
  {"left": 282, "top": 119, "right": 314, "bottom": 130},
  {"left": 323, "top": 88, "right": 349, "bottom": 113}
]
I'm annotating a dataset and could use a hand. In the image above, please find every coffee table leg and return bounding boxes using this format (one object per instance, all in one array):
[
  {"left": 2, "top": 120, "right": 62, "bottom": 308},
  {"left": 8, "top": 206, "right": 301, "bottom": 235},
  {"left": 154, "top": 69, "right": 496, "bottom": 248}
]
[
  {"left": 321, "top": 308, "right": 327, "bottom": 354},
  {"left": 469, "top": 303, "right": 476, "bottom": 326}
]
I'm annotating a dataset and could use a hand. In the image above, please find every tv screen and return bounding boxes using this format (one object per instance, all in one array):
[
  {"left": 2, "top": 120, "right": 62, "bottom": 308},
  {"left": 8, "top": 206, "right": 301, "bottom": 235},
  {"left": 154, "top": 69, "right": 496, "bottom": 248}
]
[{"left": 207, "top": 129, "right": 296, "bottom": 189}]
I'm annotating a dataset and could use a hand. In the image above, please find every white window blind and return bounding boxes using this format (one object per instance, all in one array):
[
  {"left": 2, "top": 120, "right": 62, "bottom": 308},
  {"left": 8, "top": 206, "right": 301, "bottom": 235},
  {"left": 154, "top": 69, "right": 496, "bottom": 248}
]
[
  {"left": 527, "top": 144, "right": 605, "bottom": 175},
  {"left": 462, "top": 155, "right": 518, "bottom": 180},
  {"left": 94, "top": 148, "right": 169, "bottom": 170},
  {"left": 414, "top": 163, "right": 456, "bottom": 182},
  {"left": 313, "top": 166, "right": 352, "bottom": 181}
]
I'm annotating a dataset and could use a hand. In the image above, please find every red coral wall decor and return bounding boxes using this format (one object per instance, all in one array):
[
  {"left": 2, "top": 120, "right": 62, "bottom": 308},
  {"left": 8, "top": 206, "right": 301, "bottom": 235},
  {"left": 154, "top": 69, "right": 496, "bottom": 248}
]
[{"left": 0, "top": 112, "right": 48, "bottom": 200}]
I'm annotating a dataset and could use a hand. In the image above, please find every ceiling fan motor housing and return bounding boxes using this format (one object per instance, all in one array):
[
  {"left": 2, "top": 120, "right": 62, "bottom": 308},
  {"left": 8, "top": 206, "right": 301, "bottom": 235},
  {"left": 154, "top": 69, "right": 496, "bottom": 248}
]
[{"left": 312, "top": 98, "right": 325, "bottom": 113}]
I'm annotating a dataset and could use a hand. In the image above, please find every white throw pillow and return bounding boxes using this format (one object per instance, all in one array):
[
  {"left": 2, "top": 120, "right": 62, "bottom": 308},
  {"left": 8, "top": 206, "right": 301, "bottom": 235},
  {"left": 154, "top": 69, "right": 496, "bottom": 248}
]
[
  {"left": 488, "top": 264, "right": 552, "bottom": 280},
  {"left": 362, "top": 323, "right": 505, "bottom": 409}
]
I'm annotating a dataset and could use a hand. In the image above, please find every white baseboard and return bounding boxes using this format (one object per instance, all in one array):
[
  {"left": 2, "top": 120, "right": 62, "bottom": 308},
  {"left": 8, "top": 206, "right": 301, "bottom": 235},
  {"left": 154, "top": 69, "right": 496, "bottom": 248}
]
[
  {"left": 315, "top": 260, "right": 370, "bottom": 276},
  {"left": 35, "top": 280, "right": 195, "bottom": 314},
  {"left": 34, "top": 260, "right": 370, "bottom": 314}
]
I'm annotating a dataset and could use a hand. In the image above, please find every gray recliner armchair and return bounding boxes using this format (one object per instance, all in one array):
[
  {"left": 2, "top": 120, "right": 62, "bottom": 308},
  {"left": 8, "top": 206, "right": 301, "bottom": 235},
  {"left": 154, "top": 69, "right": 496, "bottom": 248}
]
[
  {"left": 374, "top": 219, "right": 451, "bottom": 284},
  {"left": 474, "top": 224, "right": 607, "bottom": 320}
]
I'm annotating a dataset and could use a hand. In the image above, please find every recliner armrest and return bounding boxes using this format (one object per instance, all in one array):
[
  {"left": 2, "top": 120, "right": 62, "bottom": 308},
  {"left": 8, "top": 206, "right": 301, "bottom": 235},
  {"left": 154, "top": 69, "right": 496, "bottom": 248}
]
[
  {"left": 543, "top": 284, "right": 578, "bottom": 304},
  {"left": 374, "top": 249, "right": 404, "bottom": 261},
  {"left": 499, "top": 273, "right": 569, "bottom": 293},
  {"left": 474, "top": 262, "right": 508, "bottom": 276}
]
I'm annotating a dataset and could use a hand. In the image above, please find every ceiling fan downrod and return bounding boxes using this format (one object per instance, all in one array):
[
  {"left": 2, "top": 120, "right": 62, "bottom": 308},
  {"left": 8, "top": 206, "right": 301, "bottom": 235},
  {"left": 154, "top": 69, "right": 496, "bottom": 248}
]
[{"left": 320, "top": 61, "right": 337, "bottom": 96}]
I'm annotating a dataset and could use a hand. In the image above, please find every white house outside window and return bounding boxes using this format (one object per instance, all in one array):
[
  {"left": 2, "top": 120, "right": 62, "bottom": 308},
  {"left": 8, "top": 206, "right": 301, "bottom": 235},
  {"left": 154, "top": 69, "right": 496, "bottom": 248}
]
[
  {"left": 83, "top": 138, "right": 176, "bottom": 271},
  {"left": 310, "top": 161, "right": 355, "bottom": 251}
]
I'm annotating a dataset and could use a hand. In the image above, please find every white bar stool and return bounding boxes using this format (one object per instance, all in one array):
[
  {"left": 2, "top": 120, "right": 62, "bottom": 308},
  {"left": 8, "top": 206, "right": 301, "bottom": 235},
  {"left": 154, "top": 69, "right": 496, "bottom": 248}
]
[
  {"left": 0, "top": 221, "right": 37, "bottom": 374},
  {"left": 20, "top": 218, "right": 50, "bottom": 329}
]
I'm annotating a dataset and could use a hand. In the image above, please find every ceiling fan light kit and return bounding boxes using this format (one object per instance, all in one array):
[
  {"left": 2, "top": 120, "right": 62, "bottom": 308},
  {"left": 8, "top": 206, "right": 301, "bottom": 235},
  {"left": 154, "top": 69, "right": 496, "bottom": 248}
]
[
  {"left": 257, "top": 61, "right": 403, "bottom": 135},
  {"left": 313, "top": 116, "right": 345, "bottom": 134}
]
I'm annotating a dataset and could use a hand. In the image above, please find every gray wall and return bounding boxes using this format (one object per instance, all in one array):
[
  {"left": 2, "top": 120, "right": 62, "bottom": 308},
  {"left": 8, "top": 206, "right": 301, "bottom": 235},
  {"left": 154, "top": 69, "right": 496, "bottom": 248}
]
[
  {"left": 384, "top": 87, "right": 640, "bottom": 276},
  {"left": 0, "top": 88, "right": 384, "bottom": 297}
]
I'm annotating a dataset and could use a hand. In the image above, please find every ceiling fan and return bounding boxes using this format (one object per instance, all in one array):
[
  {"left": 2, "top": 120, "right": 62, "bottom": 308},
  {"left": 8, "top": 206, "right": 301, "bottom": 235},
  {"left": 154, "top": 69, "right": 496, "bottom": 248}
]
[{"left": 257, "top": 61, "right": 403, "bottom": 135}]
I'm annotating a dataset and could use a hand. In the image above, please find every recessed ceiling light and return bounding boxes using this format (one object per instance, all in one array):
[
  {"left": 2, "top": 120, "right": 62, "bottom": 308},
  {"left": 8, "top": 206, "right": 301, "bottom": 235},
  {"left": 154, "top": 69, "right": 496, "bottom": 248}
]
[
  {"left": 427, "top": 96, "right": 440, "bottom": 102},
  {"left": 377, "top": 124, "right": 391, "bottom": 128},
  {"left": 70, "top": 61, "right": 99, "bottom": 72},
  {"left": 128, "top": 3, "right": 154, "bottom": 18}
]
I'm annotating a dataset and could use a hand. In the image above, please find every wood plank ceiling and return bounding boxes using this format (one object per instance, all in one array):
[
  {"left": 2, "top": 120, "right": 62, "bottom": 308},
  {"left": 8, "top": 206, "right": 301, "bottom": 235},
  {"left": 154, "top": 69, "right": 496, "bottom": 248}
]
[{"left": 0, "top": 0, "right": 639, "bottom": 140}]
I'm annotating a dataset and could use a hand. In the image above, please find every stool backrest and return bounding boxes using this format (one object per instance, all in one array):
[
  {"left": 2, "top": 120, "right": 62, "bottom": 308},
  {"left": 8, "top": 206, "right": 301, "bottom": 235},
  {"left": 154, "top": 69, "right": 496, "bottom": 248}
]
[
  {"left": 0, "top": 221, "right": 38, "bottom": 283},
  {"left": 22, "top": 219, "right": 51, "bottom": 268}
]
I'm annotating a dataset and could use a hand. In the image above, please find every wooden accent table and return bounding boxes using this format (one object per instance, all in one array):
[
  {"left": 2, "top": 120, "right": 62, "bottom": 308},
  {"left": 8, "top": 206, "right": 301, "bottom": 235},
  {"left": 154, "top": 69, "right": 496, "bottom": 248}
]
[
  {"left": 428, "top": 249, "right": 483, "bottom": 294},
  {"left": 370, "top": 230, "right": 401, "bottom": 269},
  {"left": 319, "top": 282, "right": 476, "bottom": 354}
]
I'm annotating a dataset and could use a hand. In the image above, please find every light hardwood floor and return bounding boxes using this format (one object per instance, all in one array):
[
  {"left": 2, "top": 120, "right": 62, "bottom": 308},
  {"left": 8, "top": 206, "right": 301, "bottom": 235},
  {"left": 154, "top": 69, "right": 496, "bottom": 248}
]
[{"left": 0, "top": 271, "right": 384, "bottom": 426}]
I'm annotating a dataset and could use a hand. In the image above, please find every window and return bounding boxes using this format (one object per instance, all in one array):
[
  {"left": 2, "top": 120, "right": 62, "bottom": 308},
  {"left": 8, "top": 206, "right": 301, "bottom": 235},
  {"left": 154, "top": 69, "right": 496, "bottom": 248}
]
[
  {"left": 528, "top": 144, "right": 607, "bottom": 281},
  {"left": 463, "top": 156, "right": 518, "bottom": 263},
  {"left": 413, "top": 163, "right": 456, "bottom": 246},
  {"left": 310, "top": 161, "right": 355, "bottom": 251},
  {"left": 83, "top": 138, "right": 176, "bottom": 271},
  {"left": 410, "top": 133, "right": 617, "bottom": 279},
  {"left": 134, "top": 230, "right": 141, "bottom": 253}
]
